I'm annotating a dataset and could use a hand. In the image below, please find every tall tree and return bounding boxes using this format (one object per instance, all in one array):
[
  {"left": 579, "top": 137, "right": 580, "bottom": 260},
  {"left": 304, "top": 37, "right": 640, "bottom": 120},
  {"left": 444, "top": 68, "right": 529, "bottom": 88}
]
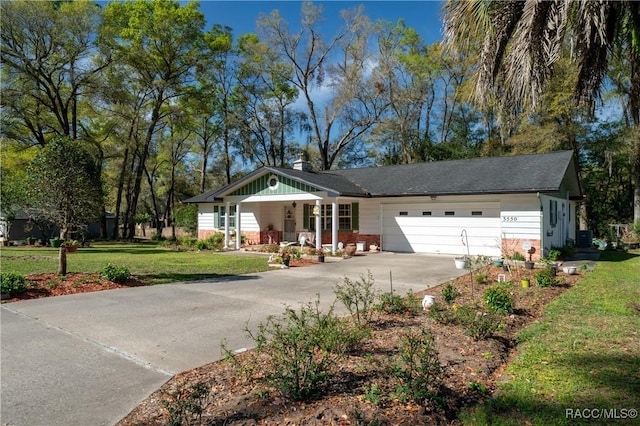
[
  {"left": 444, "top": 0, "right": 640, "bottom": 222},
  {"left": 0, "top": 0, "right": 107, "bottom": 145},
  {"left": 26, "top": 138, "right": 103, "bottom": 274},
  {"left": 236, "top": 33, "right": 299, "bottom": 167},
  {"left": 258, "top": 2, "right": 388, "bottom": 170},
  {"left": 99, "top": 0, "right": 204, "bottom": 238}
]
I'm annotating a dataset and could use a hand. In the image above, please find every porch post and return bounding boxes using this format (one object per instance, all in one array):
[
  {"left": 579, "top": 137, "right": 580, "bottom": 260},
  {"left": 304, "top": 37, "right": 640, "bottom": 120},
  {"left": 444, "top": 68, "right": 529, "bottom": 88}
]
[
  {"left": 331, "top": 199, "right": 338, "bottom": 255},
  {"left": 235, "top": 202, "right": 242, "bottom": 250},
  {"left": 224, "top": 201, "right": 230, "bottom": 249},
  {"left": 315, "top": 199, "right": 321, "bottom": 250}
]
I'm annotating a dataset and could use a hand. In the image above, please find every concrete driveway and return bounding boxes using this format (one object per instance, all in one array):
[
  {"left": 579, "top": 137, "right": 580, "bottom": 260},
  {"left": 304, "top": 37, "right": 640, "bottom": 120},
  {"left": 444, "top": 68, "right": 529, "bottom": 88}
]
[{"left": 1, "top": 252, "right": 465, "bottom": 426}]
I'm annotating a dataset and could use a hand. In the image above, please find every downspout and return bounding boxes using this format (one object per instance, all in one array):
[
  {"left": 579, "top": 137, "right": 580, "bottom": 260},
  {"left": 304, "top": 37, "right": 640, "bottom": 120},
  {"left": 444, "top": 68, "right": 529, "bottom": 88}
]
[{"left": 537, "top": 192, "right": 544, "bottom": 259}]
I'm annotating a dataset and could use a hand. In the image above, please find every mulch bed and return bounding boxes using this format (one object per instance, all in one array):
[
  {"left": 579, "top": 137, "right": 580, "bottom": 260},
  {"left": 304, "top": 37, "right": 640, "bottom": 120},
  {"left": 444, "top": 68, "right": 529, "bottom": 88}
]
[
  {"left": 3, "top": 273, "right": 146, "bottom": 302},
  {"left": 116, "top": 264, "right": 582, "bottom": 426}
]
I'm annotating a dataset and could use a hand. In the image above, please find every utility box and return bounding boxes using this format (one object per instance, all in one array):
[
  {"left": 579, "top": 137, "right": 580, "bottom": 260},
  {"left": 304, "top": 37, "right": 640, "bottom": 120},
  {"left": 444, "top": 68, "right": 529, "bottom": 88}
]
[{"left": 577, "top": 230, "right": 593, "bottom": 248}]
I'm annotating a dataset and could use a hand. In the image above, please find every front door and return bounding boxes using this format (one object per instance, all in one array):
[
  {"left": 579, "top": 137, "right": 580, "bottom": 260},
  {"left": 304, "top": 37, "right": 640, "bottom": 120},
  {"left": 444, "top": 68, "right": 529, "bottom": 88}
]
[{"left": 284, "top": 205, "right": 296, "bottom": 242}]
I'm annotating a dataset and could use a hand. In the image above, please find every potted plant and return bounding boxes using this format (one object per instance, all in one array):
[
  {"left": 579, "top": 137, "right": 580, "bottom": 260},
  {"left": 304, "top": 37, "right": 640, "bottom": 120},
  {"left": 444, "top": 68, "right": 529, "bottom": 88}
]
[
  {"left": 524, "top": 247, "right": 536, "bottom": 269},
  {"left": 344, "top": 243, "right": 357, "bottom": 258},
  {"left": 65, "top": 240, "right": 80, "bottom": 253},
  {"left": 454, "top": 256, "right": 468, "bottom": 269},
  {"left": 50, "top": 238, "right": 64, "bottom": 248}
]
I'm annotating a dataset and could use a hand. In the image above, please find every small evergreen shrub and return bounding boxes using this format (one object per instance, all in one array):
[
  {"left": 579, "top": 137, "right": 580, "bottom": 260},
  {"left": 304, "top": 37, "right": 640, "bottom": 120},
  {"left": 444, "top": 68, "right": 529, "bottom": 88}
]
[
  {"left": 483, "top": 284, "right": 513, "bottom": 313},
  {"left": 151, "top": 232, "right": 165, "bottom": 241},
  {"left": 441, "top": 283, "right": 461, "bottom": 305},
  {"left": 334, "top": 270, "right": 379, "bottom": 324},
  {"left": 464, "top": 310, "right": 503, "bottom": 341},
  {"left": 101, "top": 263, "right": 130, "bottom": 283},
  {"left": 391, "top": 327, "right": 446, "bottom": 405},
  {"left": 535, "top": 267, "right": 559, "bottom": 287},
  {"left": 510, "top": 251, "right": 525, "bottom": 261},
  {"left": 162, "top": 381, "right": 211, "bottom": 426},
  {"left": 232, "top": 298, "right": 365, "bottom": 401},
  {"left": 376, "top": 290, "right": 419, "bottom": 315},
  {"left": 426, "top": 302, "right": 458, "bottom": 325},
  {"left": 1, "top": 272, "right": 29, "bottom": 297}
]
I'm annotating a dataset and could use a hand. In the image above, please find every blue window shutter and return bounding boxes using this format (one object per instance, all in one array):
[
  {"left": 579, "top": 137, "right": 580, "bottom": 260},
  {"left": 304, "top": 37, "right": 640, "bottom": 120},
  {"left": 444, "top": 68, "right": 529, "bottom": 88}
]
[{"left": 213, "top": 205, "right": 220, "bottom": 228}]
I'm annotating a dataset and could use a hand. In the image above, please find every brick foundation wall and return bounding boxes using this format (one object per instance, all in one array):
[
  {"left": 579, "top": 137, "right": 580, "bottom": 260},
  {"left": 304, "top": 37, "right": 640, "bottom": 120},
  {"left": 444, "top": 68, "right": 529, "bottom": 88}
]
[
  {"left": 319, "top": 232, "right": 380, "bottom": 250},
  {"left": 502, "top": 238, "right": 541, "bottom": 261}
]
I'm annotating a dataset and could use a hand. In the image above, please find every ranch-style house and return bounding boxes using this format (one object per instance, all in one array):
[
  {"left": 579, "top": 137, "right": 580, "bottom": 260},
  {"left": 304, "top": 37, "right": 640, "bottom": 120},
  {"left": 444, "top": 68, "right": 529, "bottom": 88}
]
[{"left": 184, "top": 150, "right": 583, "bottom": 260}]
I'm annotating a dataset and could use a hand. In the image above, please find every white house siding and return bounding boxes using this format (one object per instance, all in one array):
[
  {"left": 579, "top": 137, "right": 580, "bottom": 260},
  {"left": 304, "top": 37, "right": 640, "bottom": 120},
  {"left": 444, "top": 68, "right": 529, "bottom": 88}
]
[
  {"left": 353, "top": 198, "right": 379, "bottom": 235},
  {"left": 540, "top": 194, "right": 572, "bottom": 254},
  {"left": 239, "top": 203, "right": 260, "bottom": 232},
  {"left": 197, "top": 203, "right": 216, "bottom": 231}
]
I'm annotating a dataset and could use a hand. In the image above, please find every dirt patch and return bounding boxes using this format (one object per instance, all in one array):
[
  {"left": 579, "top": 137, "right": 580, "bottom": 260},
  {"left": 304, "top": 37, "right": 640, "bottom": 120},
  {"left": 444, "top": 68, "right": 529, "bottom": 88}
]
[{"left": 117, "top": 265, "right": 582, "bottom": 425}]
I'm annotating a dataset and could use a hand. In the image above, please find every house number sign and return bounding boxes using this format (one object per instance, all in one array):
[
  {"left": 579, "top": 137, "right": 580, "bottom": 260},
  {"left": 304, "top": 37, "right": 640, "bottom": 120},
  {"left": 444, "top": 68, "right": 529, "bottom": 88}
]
[{"left": 502, "top": 216, "right": 518, "bottom": 222}]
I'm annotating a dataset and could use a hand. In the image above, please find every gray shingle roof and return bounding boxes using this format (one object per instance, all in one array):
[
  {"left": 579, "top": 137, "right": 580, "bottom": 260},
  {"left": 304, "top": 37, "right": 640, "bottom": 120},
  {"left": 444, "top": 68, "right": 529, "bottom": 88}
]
[
  {"left": 329, "top": 150, "right": 578, "bottom": 197},
  {"left": 184, "top": 151, "right": 581, "bottom": 203}
]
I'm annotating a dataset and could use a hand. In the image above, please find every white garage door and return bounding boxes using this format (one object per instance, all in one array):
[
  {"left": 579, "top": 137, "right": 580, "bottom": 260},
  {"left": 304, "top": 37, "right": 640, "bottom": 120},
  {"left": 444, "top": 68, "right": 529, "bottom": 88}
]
[{"left": 382, "top": 203, "right": 501, "bottom": 256}]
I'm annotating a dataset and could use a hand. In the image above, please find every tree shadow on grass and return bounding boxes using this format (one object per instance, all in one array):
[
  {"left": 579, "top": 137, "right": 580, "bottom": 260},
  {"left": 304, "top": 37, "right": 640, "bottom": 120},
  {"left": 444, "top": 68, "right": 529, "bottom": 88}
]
[{"left": 139, "top": 273, "right": 261, "bottom": 285}]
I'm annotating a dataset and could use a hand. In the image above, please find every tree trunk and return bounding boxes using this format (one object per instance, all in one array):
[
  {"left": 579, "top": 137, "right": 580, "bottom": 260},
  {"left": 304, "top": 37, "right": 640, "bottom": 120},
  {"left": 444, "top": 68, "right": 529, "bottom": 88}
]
[
  {"left": 58, "top": 244, "right": 67, "bottom": 276},
  {"left": 125, "top": 93, "right": 164, "bottom": 238}
]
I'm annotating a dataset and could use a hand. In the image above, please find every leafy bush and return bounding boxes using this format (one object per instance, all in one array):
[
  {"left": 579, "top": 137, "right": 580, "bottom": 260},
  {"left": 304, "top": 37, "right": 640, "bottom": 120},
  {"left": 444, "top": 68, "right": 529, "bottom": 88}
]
[
  {"left": 463, "top": 310, "right": 503, "bottom": 341},
  {"left": 1, "top": 272, "right": 29, "bottom": 297},
  {"left": 376, "top": 290, "right": 420, "bottom": 315},
  {"left": 510, "top": 251, "right": 525, "bottom": 261},
  {"left": 101, "top": 263, "right": 130, "bottom": 283},
  {"left": 474, "top": 273, "right": 488, "bottom": 284},
  {"left": 334, "top": 270, "right": 379, "bottom": 324},
  {"left": 545, "top": 249, "right": 561, "bottom": 262},
  {"left": 235, "top": 298, "right": 365, "bottom": 401},
  {"left": 441, "top": 283, "right": 461, "bottom": 305},
  {"left": 174, "top": 204, "right": 198, "bottom": 235},
  {"left": 194, "top": 233, "right": 225, "bottom": 251},
  {"left": 162, "top": 381, "right": 211, "bottom": 426},
  {"left": 535, "top": 267, "right": 559, "bottom": 287},
  {"left": 391, "top": 327, "right": 446, "bottom": 405},
  {"left": 427, "top": 302, "right": 458, "bottom": 325},
  {"left": 483, "top": 285, "right": 513, "bottom": 313},
  {"left": 151, "top": 232, "right": 165, "bottom": 241}
]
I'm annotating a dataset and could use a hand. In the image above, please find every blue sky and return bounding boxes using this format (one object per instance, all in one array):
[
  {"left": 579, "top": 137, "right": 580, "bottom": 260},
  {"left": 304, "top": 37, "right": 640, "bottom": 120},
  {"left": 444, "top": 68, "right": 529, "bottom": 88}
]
[{"left": 198, "top": 1, "right": 446, "bottom": 44}]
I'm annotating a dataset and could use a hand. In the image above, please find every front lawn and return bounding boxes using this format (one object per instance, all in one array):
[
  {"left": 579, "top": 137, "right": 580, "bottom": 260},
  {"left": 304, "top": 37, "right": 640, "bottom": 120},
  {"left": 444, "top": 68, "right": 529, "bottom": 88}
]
[
  {"left": 0, "top": 242, "right": 271, "bottom": 285},
  {"left": 461, "top": 250, "right": 640, "bottom": 425}
]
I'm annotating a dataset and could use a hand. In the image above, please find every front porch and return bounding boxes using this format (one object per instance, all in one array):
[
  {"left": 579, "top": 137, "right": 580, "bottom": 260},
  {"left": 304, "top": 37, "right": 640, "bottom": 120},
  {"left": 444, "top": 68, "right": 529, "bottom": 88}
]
[{"left": 197, "top": 198, "right": 378, "bottom": 255}]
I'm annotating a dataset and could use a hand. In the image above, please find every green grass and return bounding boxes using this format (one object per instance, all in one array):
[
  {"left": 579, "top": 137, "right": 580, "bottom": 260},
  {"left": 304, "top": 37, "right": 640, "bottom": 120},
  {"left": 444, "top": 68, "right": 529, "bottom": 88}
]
[
  {"left": 0, "top": 242, "right": 272, "bottom": 284},
  {"left": 461, "top": 250, "right": 640, "bottom": 425}
]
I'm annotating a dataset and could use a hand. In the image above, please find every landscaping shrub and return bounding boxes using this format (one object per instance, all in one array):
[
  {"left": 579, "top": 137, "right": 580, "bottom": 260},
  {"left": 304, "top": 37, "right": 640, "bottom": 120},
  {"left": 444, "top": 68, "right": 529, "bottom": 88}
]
[
  {"left": 162, "top": 380, "right": 211, "bottom": 426},
  {"left": 376, "top": 290, "right": 420, "bottom": 315},
  {"left": 441, "top": 283, "right": 461, "bottom": 305},
  {"left": 483, "top": 285, "right": 513, "bottom": 313},
  {"left": 463, "top": 310, "right": 503, "bottom": 341},
  {"left": 151, "top": 232, "right": 165, "bottom": 241},
  {"left": 101, "top": 263, "right": 130, "bottom": 284},
  {"left": 391, "top": 327, "right": 446, "bottom": 405},
  {"left": 235, "top": 298, "right": 365, "bottom": 401},
  {"left": 535, "top": 266, "right": 559, "bottom": 287},
  {"left": 334, "top": 270, "right": 379, "bottom": 324},
  {"left": 1, "top": 272, "right": 29, "bottom": 297},
  {"left": 426, "top": 301, "right": 458, "bottom": 325},
  {"left": 510, "top": 251, "right": 525, "bottom": 261},
  {"left": 194, "top": 233, "right": 225, "bottom": 251}
]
